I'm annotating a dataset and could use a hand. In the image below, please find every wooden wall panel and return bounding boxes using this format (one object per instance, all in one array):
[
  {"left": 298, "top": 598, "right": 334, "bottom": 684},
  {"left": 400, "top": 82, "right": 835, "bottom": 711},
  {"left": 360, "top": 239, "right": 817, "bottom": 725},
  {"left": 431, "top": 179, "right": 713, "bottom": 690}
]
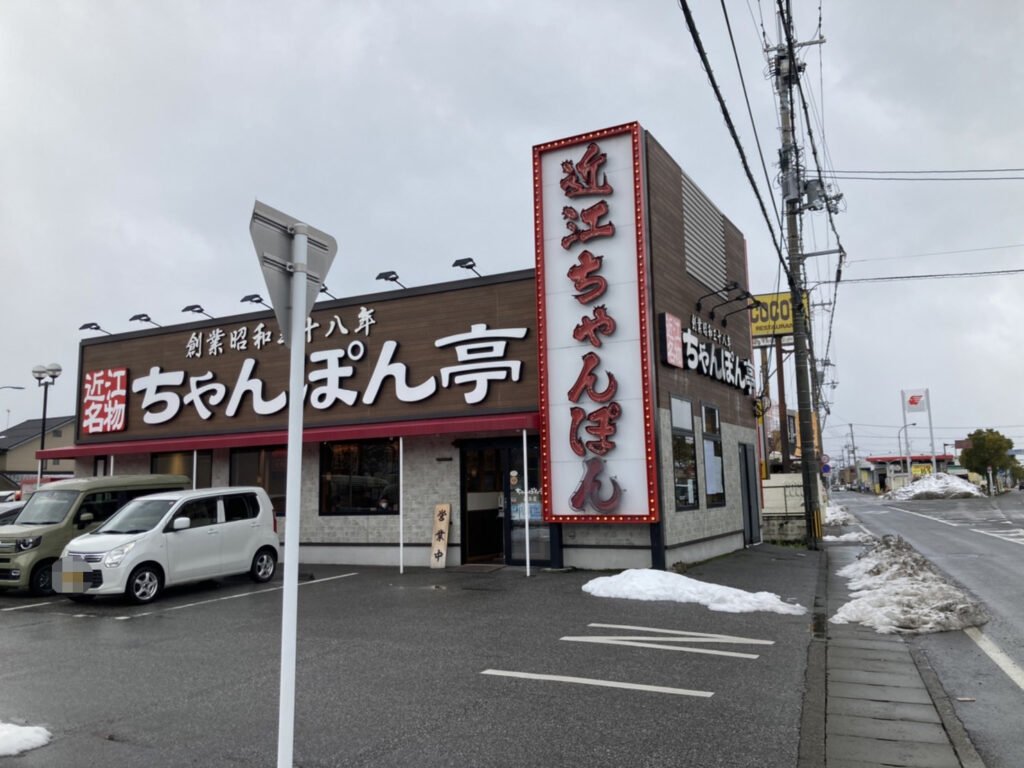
[
  {"left": 77, "top": 273, "right": 539, "bottom": 444},
  {"left": 645, "top": 133, "right": 756, "bottom": 429}
]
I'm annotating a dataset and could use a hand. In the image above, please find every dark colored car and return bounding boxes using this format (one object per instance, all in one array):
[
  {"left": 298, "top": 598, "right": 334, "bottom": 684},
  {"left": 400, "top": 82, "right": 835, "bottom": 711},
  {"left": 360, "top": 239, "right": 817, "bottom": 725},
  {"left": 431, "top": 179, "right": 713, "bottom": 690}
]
[{"left": 0, "top": 501, "right": 26, "bottom": 525}]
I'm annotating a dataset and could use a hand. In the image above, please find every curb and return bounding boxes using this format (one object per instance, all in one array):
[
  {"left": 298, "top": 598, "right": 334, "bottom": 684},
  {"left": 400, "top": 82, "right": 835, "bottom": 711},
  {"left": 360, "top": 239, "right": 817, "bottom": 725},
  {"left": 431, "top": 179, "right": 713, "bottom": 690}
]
[{"left": 817, "top": 542, "right": 986, "bottom": 768}]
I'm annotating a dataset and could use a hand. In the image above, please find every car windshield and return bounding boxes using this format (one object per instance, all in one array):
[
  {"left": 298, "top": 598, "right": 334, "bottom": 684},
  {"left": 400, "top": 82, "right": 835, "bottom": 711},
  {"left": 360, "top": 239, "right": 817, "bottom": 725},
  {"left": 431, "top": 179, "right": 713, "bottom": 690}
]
[
  {"left": 95, "top": 499, "right": 176, "bottom": 534},
  {"left": 14, "top": 490, "right": 80, "bottom": 525}
]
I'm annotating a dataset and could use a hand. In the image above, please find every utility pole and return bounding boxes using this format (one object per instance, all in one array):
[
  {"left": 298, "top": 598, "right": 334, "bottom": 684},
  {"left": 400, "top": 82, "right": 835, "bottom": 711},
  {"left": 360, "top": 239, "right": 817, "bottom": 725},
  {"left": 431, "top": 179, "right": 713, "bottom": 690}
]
[
  {"left": 849, "top": 423, "right": 858, "bottom": 489},
  {"left": 773, "top": 5, "right": 824, "bottom": 549}
]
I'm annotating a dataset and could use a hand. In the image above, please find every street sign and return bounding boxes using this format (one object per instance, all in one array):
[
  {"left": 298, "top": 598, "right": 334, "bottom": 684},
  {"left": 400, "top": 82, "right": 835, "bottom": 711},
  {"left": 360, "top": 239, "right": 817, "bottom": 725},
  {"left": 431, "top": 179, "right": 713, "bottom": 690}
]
[
  {"left": 820, "top": 454, "right": 830, "bottom": 464},
  {"left": 249, "top": 200, "right": 338, "bottom": 343},
  {"left": 821, "top": 463, "right": 831, "bottom": 474},
  {"left": 250, "top": 201, "right": 337, "bottom": 768}
]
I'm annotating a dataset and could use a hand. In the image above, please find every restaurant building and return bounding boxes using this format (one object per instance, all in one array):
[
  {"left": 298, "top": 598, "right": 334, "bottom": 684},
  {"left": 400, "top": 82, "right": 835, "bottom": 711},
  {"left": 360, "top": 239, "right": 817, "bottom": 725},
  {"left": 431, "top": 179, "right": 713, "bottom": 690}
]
[{"left": 42, "top": 123, "right": 763, "bottom": 571}]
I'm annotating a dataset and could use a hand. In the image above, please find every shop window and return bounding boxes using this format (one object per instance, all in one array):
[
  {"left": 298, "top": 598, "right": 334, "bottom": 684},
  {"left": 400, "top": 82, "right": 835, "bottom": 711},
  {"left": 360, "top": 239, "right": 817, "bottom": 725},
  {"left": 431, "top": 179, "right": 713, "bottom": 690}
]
[
  {"left": 230, "top": 447, "right": 287, "bottom": 514},
  {"left": 702, "top": 403, "right": 726, "bottom": 507},
  {"left": 152, "top": 451, "right": 213, "bottom": 488},
  {"left": 671, "top": 397, "right": 698, "bottom": 509},
  {"left": 319, "top": 440, "right": 399, "bottom": 516}
]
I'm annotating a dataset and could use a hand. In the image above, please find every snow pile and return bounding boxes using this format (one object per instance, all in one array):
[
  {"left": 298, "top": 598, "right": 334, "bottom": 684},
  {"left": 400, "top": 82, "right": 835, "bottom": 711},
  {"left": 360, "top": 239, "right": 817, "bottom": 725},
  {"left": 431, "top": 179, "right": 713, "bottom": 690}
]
[
  {"left": 830, "top": 535, "right": 988, "bottom": 634},
  {"left": 884, "top": 472, "right": 984, "bottom": 500},
  {"left": 823, "top": 532, "right": 874, "bottom": 543},
  {"left": 583, "top": 568, "right": 806, "bottom": 615},
  {"left": 0, "top": 722, "right": 50, "bottom": 757},
  {"left": 824, "top": 502, "right": 855, "bottom": 526}
]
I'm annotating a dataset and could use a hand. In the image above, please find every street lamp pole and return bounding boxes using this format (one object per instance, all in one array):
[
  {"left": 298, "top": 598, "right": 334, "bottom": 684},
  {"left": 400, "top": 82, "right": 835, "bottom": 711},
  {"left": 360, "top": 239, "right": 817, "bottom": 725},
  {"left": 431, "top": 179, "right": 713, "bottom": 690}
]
[
  {"left": 32, "top": 364, "right": 62, "bottom": 486},
  {"left": 898, "top": 422, "right": 916, "bottom": 486}
]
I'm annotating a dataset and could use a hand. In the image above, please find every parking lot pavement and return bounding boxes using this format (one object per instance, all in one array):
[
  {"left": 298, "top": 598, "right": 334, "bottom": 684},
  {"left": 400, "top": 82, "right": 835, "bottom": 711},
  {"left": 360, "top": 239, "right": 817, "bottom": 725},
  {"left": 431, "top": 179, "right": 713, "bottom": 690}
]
[{"left": 1, "top": 545, "right": 819, "bottom": 768}]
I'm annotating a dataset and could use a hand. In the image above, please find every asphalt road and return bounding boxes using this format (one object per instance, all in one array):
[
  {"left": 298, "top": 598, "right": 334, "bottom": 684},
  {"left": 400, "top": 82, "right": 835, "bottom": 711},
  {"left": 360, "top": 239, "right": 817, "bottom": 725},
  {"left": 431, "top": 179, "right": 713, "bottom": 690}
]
[
  {"left": 836, "top": 490, "right": 1024, "bottom": 768},
  {"left": 0, "top": 545, "right": 819, "bottom": 768}
]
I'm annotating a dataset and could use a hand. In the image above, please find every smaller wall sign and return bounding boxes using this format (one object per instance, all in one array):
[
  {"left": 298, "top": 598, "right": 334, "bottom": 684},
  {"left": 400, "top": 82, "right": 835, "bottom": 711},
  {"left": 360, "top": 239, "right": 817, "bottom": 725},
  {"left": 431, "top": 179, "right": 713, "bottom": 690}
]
[
  {"left": 660, "top": 313, "right": 755, "bottom": 395},
  {"left": 430, "top": 504, "right": 452, "bottom": 569},
  {"left": 81, "top": 368, "right": 129, "bottom": 435}
]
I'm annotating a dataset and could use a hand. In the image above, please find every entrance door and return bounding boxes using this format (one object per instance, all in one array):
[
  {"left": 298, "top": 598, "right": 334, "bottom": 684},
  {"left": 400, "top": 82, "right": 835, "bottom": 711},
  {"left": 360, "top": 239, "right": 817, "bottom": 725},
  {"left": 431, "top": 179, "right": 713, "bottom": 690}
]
[
  {"left": 460, "top": 438, "right": 551, "bottom": 566},
  {"left": 738, "top": 442, "right": 762, "bottom": 546},
  {"left": 461, "top": 446, "right": 504, "bottom": 563}
]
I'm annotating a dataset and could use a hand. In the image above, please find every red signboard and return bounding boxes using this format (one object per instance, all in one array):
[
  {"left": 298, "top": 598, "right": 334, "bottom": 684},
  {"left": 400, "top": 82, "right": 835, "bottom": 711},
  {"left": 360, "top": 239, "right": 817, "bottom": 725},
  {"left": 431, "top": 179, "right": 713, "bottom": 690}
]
[{"left": 533, "top": 123, "right": 658, "bottom": 524}]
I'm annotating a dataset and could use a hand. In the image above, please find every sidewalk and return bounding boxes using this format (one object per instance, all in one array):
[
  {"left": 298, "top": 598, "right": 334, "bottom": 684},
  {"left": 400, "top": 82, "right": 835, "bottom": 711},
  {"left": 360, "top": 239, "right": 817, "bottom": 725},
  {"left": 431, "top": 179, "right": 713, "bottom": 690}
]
[{"left": 820, "top": 541, "right": 985, "bottom": 768}]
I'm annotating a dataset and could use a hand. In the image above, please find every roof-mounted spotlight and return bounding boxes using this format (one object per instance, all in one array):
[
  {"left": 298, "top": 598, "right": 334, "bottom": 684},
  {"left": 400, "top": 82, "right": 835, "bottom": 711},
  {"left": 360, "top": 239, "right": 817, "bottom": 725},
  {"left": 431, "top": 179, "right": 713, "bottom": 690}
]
[
  {"left": 129, "top": 313, "right": 162, "bottom": 328},
  {"left": 375, "top": 271, "right": 406, "bottom": 288},
  {"left": 695, "top": 280, "right": 740, "bottom": 311},
  {"left": 181, "top": 304, "right": 214, "bottom": 319},
  {"left": 320, "top": 285, "right": 338, "bottom": 300},
  {"left": 452, "top": 258, "right": 481, "bottom": 277},
  {"left": 240, "top": 294, "right": 272, "bottom": 309},
  {"left": 720, "top": 299, "right": 762, "bottom": 327},
  {"left": 709, "top": 290, "right": 752, "bottom": 320},
  {"left": 79, "top": 322, "right": 112, "bottom": 335}
]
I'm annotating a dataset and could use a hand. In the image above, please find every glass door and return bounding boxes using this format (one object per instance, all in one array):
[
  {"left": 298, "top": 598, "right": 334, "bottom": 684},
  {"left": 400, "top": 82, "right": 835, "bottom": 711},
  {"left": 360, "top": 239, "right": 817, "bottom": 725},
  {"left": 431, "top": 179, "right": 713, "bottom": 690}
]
[
  {"left": 505, "top": 437, "right": 550, "bottom": 566},
  {"left": 460, "top": 437, "right": 552, "bottom": 566}
]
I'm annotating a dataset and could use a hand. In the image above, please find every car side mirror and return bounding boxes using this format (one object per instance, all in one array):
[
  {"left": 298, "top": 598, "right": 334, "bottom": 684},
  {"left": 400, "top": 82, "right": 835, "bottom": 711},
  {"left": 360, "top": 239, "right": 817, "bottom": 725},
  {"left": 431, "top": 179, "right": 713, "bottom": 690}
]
[
  {"left": 77, "top": 511, "right": 94, "bottom": 529},
  {"left": 172, "top": 517, "right": 191, "bottom": 531}
]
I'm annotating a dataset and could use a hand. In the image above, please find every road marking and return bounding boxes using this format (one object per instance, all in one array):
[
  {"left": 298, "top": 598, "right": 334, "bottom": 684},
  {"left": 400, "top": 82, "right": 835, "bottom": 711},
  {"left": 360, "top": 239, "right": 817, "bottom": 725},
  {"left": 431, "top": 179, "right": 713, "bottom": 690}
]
[
  {"left": 588, "top": 623, "right": 775, "bottom": 644},
  {"left": 965, "top": 627, "right": 1024, "bottom": 691},
  {"left": 887, "top": 506, "right": 960, "bottom": 526},
  {"left": 560, "top": 636, "right": 760, "bottom": 658},
  {"left": 1, "top": 601, "right": 58, "bottom": 612},
  {"left": 481, "top": 669, "right": 713, "bottom": 698},
  {"left": 560, "top": 623, "right": 774, "bottom": 658},
  {"left": 114, "top": 572, "right": 360, "bottom": 619},
  {"left": 969, "top": 528, "right": 1024, "bottom": 545}
]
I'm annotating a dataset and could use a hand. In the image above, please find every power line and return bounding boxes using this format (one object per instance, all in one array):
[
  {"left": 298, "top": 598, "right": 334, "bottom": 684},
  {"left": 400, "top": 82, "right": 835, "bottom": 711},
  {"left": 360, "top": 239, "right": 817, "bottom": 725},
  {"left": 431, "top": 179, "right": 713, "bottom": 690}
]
[
  {"left": 827, "top": 167, "right": 1024, "bottom": 174},
  {"left": 825, "top": 175, "right": 1024, "bottom": 182},
  {"left": 847, "top": 242, "right": 1024, "bottom": 263},
  {"left": 676, "top": 0, "right": 793, "bottom": 287},
  {"left": 719, "top": 0, "right": 782, "bottom": 235},
  {"left": 815, "top": 267, "right": 1024, "bottom": 285}
]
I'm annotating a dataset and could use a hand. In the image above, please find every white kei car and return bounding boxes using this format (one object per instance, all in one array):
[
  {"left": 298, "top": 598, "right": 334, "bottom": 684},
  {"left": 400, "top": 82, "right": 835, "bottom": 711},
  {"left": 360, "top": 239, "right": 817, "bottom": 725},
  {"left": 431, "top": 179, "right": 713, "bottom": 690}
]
[{"left": 56, "top": 486, "right": 280, "bottom": 604}]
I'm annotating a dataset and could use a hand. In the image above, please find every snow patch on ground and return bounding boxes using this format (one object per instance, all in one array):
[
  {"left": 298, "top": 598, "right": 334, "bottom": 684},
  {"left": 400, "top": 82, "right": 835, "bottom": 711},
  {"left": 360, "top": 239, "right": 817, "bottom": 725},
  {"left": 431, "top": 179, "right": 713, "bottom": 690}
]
[
  {"left": 582, "top": 567, "right": 806, "bottom": 615},
  {"left": 822, "top": 532, "right": 874, "bottom": 543},
  {"left": 0, "top": 722, "right": 51, "bottom": 757},
  {"left": 824, "top": 502, "right": 855, "bottom": 526},
  {"left": 830, "top": 535, "right": 988, "bottom": 634},
  {"left": 884, "top": 472, "right": 984, "bottom": 501}
]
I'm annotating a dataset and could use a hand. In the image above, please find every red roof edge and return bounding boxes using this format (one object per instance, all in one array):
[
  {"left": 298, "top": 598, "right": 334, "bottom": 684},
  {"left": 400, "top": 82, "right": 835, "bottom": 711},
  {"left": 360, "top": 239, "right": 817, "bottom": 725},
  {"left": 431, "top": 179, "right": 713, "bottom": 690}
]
[{"left": 39, "top": 412, "right": 540, "bottom": 459}]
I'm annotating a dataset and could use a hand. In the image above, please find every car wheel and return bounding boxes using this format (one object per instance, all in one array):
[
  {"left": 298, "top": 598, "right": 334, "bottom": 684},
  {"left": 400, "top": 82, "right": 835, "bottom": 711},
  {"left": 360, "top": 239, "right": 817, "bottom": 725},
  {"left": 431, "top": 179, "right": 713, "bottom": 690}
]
[
  {"left": 126, "top": 565, "right": 162, "bottom": 604},
  {"left": 249, "top": 548, "right": 277, "bottom": 583},
  {"left": 29, "top": 560, "right": 56, "bottom": 596}
]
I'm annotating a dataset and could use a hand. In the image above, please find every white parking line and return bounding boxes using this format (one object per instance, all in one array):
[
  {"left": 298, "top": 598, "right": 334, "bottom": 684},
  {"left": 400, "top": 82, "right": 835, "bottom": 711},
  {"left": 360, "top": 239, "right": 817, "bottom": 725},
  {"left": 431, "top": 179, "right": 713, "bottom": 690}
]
[
  {"left": 588, "top": 623, "right": 775, "bottom": 644},
  {"left": 560, "top": 636, "right": 760, "bottom": 658},
  {"left": 560, "top": 623, "right": 775, "bottom": 658},
  {"left": 128, "top": 572, "right": 359, "bottom": 618},
  {"left": 965, "top": 627, "right": 1024, "bottom": 691},
  {"left": 481, "top": 669, "right": 713, "bottom": 697},
  {"left": 1, "top": 601, "right": 58, "bottom": 612}
]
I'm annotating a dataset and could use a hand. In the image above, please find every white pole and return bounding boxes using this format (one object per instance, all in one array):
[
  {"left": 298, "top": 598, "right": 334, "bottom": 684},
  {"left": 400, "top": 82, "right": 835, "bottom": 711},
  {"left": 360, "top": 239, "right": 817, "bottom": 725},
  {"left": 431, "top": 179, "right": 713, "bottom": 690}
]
[
  {"left": 522, "top": 429, "right": 530, "bottom": 578},
  {"left": 277, "top": 224, "right": 308, "bottom": 768},
  {"left": 192, "top": 450, "right": 198, "bottom": 489},
  {"left": 109, "top": 455, "right": 115, "bottom": 475},
  {"left": 399, "top": 436, "right": 404, "bottom": 574},
  {"left": 926, "top": 388, "right": 938, "bottom": 474},
  {"left": 900, "top": 390, "right": 911, "bottom": 481}
]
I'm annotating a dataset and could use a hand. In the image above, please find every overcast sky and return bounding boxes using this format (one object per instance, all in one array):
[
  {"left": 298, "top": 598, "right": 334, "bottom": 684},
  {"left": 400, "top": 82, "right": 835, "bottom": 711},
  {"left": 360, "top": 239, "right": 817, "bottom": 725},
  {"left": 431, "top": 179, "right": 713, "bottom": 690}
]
[{"left": 2, "top": 1, "right": 1021, "bottom": 464}]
